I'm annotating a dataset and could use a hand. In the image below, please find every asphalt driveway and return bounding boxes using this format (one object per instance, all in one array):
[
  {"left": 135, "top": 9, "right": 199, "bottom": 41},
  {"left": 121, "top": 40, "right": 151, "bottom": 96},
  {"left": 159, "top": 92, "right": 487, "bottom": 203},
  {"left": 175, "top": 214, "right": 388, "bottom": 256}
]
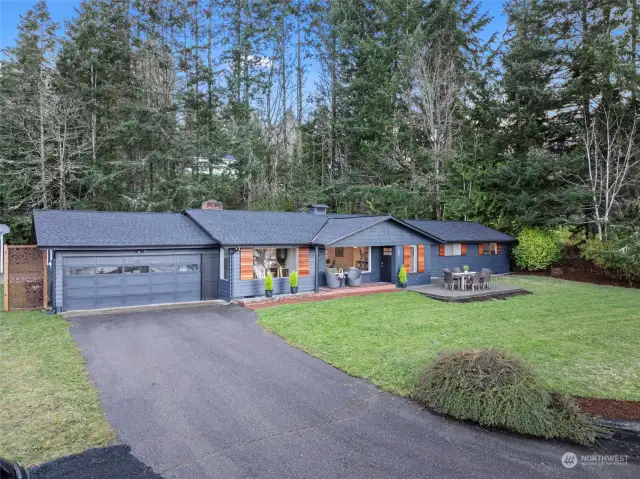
[{"left": 70, "top": 304, "right": 635, "bottom": 479}]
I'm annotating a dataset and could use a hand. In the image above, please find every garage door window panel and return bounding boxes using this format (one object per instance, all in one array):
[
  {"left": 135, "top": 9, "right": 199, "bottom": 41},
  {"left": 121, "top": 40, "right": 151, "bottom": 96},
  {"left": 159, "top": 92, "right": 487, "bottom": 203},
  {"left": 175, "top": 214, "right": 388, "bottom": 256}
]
[
  {"left": 96, "top": 266, "right": 122, "bottom": 274},
  {"left": 150, "top": 264, "right": 175, "bottom": 273},
  {"left": 65, "top": 267, "right": 95, "bottom": 276},
  {"left": 177, "top": 264, "right": 199, "bottom": 272},
  {"left": 125, "top": 265, "right": 149, "bottom": 274}
]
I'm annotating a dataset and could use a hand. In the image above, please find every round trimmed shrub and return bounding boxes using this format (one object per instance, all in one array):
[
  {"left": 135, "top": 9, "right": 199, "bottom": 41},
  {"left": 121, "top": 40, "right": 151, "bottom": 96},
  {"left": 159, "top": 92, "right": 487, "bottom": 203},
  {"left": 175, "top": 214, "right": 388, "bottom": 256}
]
[
  {"left": 513, "top": 228, "right": 563, "bottom": 270},
  {"left": 414, "top": 349, "right": 595, "bottom": 445}
]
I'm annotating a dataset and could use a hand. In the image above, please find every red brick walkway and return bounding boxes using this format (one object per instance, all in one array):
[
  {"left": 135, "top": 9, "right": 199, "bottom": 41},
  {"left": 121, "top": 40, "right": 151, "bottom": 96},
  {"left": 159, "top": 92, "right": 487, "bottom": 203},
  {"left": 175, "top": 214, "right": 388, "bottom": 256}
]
[{"left": 236, "top": 282, "right": 400, "bottom": 310}]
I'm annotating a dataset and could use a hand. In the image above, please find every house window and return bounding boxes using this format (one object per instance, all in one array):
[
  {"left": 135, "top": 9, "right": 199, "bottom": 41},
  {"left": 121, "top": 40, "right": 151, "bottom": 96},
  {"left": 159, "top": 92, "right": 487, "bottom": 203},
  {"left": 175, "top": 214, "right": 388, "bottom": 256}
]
[
  {"left": 326, "top": 247, "right": 371, "bottom": 273},
  {"left": 480, "top": 243, "right": 498, "bottom": 255},
  {"left": 252, "top": 247, "right": 297, "bottom": 278},
  {"left": 409, "top": 245, "right": 418, "bottom": 273},
  {"left": 383, "top": 247, "right": 393, "bottom": 256},
  {"left": 444, "top": 243, "right": 463, "bottom": 256},
  {"left": 221, "top": 248, "right": 228, "bottom": 280}
]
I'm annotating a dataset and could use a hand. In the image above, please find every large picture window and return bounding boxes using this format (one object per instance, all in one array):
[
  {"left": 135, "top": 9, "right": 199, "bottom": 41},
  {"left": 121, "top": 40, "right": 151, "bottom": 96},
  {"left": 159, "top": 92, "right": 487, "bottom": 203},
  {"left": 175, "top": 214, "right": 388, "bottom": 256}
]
[
  {"left": 326, "top": 247, "right": 370, "bottom": 273},
  {"left": 409, "top": 245, "right": 418, "bottom": 273},
  {"left": 252, "top": 248, "right": 297, "bottom": 279}
]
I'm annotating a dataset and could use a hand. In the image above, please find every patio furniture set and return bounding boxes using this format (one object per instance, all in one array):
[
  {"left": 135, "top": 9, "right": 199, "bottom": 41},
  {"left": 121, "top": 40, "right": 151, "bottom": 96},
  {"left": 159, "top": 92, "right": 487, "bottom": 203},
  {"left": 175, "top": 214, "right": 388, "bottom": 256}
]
[
  {"left": 326, "top": 267, "right": 362, "bottom": 288},
  {"left": 442, "top": 268, "right": 492, "bottom": 291}
]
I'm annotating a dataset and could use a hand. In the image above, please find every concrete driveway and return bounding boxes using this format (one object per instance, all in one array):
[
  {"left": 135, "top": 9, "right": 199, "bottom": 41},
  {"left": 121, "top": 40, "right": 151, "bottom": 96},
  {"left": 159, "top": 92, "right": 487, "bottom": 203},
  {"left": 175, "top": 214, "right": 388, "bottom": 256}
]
[{"left": 70, "top": 304, "right": 635, "bottom": 479}]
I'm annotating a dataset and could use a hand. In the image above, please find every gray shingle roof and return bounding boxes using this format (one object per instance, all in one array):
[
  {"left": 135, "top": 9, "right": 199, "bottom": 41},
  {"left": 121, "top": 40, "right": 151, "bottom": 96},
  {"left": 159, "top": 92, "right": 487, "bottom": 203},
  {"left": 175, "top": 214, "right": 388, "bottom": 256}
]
[
  {"left": 312, "top": 216, "right": 390, "bottom": 244},
  {"left": 33, "top": 210, "right": 216, "bottom": 248},
  {"left": 185, "top": 209, "right": 330, "bottom": 245},
  {"left": 405, "top": 220, "right": 516, "bottom": 243}
]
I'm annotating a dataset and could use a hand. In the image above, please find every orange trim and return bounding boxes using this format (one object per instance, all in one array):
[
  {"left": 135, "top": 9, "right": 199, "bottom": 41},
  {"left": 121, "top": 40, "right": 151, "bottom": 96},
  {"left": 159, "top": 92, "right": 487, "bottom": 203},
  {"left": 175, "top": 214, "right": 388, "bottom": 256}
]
[
  {"left": 497, "top": 244, "right": 503, "bottom": 254},
  {"left": 403, "top": 245, "right": 411, "bottom": 269},
  {"left": 240, "top": 249, "right": 253, "bottom": 280},
  {"left": 461, "top": 244, "right": 467, "bottom": 256},
  {"left": 298, "top": 248, "right": 310, "bottom": 276},
  {"left": 478, "top": 243, "right": 484, "bottom": 256},
  {"left": 417, "top": 245, "right": 425, "bottom": 272},
  {"left": 439, "top": 244, "right": 445, "bottom": 256}
]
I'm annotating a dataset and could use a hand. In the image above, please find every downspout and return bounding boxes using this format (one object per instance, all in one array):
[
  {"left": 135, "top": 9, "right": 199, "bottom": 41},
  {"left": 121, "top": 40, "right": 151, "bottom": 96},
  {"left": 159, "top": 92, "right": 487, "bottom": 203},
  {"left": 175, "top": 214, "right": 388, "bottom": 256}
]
[{"left": 314, "top": 246, "right": 319, "bottom": 293}]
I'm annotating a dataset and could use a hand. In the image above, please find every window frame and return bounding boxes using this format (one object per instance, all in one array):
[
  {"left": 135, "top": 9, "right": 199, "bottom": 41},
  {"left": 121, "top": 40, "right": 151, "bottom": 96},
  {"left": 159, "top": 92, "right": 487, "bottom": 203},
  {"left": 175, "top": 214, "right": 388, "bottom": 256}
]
[
  {"left": 325, "top": 246, "right": 371, "bottom": 273},
  {"left": 409, "top": 245, "right": 418, "bottom": 273},
  {"left": 250, "top": 247, "right": 299, "bottom": 279},
  {"left": 480, "top": 243, "right": 499, "bottom": 255},
  {"left": 444, "top": 243, "right": 462, "bottom": 256},
  {"left": 220, "top": 248, "right": 228, "bottom": 280}
]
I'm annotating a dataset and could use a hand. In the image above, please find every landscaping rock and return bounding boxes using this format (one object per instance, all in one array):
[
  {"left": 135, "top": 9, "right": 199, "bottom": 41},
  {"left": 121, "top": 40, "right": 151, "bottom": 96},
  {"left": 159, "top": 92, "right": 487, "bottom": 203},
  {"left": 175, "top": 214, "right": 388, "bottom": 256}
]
[{"left": 551, "top": 267, "right": 564, "bottom": 277}]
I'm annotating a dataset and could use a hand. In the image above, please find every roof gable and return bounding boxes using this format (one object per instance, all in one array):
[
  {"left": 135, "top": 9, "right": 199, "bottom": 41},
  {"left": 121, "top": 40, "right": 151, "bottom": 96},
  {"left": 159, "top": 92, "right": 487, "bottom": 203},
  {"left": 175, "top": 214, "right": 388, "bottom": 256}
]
[
  {"left": 33, "top": 210, "right": 216, "bottom": 248},
  {"left": 405, "top": 220, "right": 515, "bottom": 243}
]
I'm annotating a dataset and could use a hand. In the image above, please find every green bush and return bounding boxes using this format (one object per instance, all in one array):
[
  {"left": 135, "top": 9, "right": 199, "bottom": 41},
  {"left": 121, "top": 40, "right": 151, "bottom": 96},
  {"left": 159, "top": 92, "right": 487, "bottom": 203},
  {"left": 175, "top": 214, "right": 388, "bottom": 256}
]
[
  {"left": 264, "top": 273, "right": 274, "bottom": 291},
  {"left": 398, "top": 265, "right": 407, "bottom": 285},
  {"left": 414, "top": 349, "right": 595, "bottom": 445},
  {"left": 289, "top": 270, "right": 298, "bottom": 288},
  {"left": 513, "top": 228, "right": 563, "bottom": 270},
  {"left": 582, "top": 230, "right": 640, "bottom": 282}
]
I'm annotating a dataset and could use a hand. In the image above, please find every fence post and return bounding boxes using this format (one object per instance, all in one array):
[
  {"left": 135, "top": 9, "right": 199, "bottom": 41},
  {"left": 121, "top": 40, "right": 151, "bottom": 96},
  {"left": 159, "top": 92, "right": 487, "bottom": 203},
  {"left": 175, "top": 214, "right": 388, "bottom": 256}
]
[{"left": 3, "top": 245, "right": 8, "bottom": 312}]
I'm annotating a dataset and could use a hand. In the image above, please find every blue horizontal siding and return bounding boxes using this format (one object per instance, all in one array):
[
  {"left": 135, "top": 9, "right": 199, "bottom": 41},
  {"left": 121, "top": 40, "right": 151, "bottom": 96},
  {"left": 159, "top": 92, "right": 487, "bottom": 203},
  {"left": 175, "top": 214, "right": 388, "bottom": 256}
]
[{"left": 428, "top": 243, "right": 510, "bottom": 276}]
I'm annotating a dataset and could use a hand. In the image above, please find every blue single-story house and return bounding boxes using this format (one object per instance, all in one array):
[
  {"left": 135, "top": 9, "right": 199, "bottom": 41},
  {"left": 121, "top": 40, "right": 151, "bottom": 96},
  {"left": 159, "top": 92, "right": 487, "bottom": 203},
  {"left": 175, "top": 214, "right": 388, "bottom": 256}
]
[{"left": 32, "top": 203, "right": 515, "bottom": 312}]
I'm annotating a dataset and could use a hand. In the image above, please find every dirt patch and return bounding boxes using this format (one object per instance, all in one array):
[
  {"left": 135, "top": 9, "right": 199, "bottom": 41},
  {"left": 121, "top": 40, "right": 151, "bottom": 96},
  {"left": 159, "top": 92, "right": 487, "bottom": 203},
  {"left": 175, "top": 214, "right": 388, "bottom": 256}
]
[
  {"left": 514, "top": 256, "right": 639, "bottom": 289},
  {"left": 575, "top": 397, "right": 640, "bottom": 421},
  {"left": 30, "top": 445, "right": 162, "bottom": 479}
]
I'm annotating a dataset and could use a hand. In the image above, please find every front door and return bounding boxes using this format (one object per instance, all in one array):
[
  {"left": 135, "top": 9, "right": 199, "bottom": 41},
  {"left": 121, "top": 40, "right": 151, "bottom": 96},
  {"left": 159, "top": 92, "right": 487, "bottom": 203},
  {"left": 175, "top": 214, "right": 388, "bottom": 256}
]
[
  {"left": 202, "top": 252, "right": 220, "bottom": 300},
  {"left": 380, "top": 246, "right": 393, "bottom": 283}
]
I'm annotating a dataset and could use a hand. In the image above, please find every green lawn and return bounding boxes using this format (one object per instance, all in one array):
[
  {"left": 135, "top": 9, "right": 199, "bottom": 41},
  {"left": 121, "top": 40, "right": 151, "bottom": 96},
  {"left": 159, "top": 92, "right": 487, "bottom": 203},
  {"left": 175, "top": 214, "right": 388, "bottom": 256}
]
[
  {"left": 0, "top": 286, "right": 115, "bottom": 465},
  {"left": 258, "top": 276, "right": 640, "bottom": 401}
]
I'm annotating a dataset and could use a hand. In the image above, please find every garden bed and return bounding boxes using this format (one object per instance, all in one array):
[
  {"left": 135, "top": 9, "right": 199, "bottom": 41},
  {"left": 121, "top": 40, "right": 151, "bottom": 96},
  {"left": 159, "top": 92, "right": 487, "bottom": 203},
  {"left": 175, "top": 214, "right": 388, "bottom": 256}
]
[{"left": 575, "top": 397, "right": 640, "bottom": 421}]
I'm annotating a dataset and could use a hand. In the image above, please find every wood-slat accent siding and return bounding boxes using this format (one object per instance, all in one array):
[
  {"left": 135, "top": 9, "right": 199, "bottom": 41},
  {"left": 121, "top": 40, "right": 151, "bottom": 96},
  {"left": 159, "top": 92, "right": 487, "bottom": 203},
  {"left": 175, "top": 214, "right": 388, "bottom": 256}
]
[
  {"left": 298, "top": 247, "right": 310, "bottom": 276},
  {"left": 497, "top": 244, "right": 503, "bottom": 254},
  {"left": 240, "top": 249, "right": 253, "bottom": 280},
  {"left": 478, "top": 243, "right": 484, "bottom": 256},
  {"left": 403, "top": 245, "right": 411, "bottom": 269},
  {"left": 439, "top": 244, "right": 445, "bottom": 256},
  {"left": 417, "top": 245, "right": 425, "bottom": 272},
  {"left": 461, "top": 244, "right": 467, "bottom": 256}
]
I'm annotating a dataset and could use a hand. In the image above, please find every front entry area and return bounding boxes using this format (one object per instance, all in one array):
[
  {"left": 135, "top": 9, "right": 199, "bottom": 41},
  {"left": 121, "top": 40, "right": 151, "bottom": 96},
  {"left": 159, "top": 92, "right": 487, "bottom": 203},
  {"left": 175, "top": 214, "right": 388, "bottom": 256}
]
[
  {"left": 62, "top": 253, "right": 202, "bottom": 311},
  {"left": 380, "top": 246, "right": 393, "bottom": 283}
]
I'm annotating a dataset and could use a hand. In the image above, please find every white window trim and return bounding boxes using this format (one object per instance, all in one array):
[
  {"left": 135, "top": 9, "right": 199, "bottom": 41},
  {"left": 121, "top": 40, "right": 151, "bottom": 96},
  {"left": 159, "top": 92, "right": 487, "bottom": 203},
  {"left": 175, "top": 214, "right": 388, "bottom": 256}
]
[
  {"left": 361, "top": 247, "right": 372, "bottom": 273},
  {"left": 220, "top": 248, "right": 228, "bottom": 280},
  {"left": 326, "top": 246, "right": 371, "bottom": 273},
  {"left": 250, "top": 247, "right": 299, "bottom": 279},
  {"left": 444, "top": 242, "right": 463, "bottom": 256},
  {"left": 409, "top": 245, "right": 418, "bottom": 273}
]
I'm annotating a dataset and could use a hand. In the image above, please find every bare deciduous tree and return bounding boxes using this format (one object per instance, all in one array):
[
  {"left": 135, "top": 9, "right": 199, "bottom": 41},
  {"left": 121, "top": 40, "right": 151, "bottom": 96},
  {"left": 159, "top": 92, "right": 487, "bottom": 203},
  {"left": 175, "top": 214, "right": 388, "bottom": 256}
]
[
  {"left": 580, "top": 105, "right": 639, "bottom": 240},
  {"left": 408, "top": 38, "right": 462, "bottom": 218}
]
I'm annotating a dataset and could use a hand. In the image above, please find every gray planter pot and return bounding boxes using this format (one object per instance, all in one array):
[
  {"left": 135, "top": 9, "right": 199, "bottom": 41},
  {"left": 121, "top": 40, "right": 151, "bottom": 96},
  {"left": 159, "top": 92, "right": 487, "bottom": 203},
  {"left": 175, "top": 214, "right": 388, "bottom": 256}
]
[
  {"left": 265, "top": 290, "right": 273, "bottom": 298},
  {"left": 290, "top": 286, "right": 298, "bottom": 294}
]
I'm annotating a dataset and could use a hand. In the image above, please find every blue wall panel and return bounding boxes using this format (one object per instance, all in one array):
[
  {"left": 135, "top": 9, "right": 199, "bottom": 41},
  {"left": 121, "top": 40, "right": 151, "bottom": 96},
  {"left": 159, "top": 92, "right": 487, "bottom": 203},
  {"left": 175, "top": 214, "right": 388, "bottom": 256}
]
[{"left": 428, "top": 243, "right": 511, "bottom": 276}]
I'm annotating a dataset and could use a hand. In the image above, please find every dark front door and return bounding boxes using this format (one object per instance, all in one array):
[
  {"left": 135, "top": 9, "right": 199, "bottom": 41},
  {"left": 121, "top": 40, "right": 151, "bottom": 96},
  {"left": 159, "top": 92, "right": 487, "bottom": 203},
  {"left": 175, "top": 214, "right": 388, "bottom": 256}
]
[
  {"left": 380, "top": 246, "right": 393, "bottom": 283},
  {"left": 202, "top": 252, "right": 220, "bottom": 300}
]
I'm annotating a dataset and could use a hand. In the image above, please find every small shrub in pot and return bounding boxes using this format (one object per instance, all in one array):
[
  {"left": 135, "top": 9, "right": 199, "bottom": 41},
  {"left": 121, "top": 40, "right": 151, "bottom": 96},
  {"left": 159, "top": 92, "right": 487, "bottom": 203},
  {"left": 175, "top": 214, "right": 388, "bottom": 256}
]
[
  {"left": 264, "top": 273, "right": 274, "bottom": 298},
  {"left": 414, "top": 348, "right": 595, "bottom": 445},
  {"left": 398, "top": 265, "right": 407, "bottom": 288},
  {"left": 289, "top": 270, "right": 298, "bottom": 294}
]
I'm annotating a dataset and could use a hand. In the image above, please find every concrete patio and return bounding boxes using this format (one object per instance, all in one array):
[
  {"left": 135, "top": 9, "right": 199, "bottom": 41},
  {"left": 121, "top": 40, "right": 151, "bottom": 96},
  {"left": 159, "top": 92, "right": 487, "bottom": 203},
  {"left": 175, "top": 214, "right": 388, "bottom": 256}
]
[{"left": 408, "top": 282, "right": 530, "bottom": 302}]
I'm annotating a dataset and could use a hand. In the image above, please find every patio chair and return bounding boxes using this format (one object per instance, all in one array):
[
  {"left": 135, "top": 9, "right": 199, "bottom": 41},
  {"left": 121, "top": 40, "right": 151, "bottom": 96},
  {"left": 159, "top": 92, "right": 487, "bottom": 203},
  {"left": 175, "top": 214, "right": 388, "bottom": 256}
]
[
  {"left": 470, "top": 272, "right": 482, "bottom": 291},
  {"left": 453, "top": 266, "right": 461, "bottom": 273},
  {"left": 442, "top": 268, "right": 450, "bottom": 274},
  {"left": 325, "top": 270, "right": 341, "bottom": 289},
  {"left": 347, "top": 267, "right": 362, "bottom": 287},
  {"left": 443, "top": 271, "right": 458, "bottom": 290},
  {"left": 482, "top": 271, "right": 492, "bottom": 289}
]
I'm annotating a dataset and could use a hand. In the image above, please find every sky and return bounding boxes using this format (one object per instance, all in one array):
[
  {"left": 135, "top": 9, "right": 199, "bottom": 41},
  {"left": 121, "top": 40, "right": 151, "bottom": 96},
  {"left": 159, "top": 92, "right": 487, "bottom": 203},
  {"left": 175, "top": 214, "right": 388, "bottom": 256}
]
[{"left": 1, "top": 0, "right": 508, "bottom": 51}]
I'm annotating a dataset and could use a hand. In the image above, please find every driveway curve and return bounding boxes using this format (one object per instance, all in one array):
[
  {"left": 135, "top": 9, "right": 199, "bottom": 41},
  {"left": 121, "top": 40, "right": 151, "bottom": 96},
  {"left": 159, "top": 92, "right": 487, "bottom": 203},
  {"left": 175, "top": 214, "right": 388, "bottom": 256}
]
[{"left": 70, "top": 304, "right": 635, "bottom": 479}]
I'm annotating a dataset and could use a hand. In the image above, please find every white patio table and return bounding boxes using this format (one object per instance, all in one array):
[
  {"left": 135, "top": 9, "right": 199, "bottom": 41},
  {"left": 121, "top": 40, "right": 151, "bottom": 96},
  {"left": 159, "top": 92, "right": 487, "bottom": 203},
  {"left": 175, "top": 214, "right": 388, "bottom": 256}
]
[{"left": 451, "top": 271, "right": 477, "bottom": 290}]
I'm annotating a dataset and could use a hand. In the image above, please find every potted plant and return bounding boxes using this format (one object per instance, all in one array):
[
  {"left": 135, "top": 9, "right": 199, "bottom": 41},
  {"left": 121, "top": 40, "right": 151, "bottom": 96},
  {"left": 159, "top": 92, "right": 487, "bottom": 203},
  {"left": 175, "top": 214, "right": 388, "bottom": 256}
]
[
  {"left": 264, "top": 272, "right": 274, "bottom": 298},
  {"left": 463, "top": 264, "right": 469, "bottom": 272},
  {"left": 289, "top": 270, "right": 298, "bottom": 294},
  {"left": 398, "top": 265, "right": 408, "bottom": 288}
]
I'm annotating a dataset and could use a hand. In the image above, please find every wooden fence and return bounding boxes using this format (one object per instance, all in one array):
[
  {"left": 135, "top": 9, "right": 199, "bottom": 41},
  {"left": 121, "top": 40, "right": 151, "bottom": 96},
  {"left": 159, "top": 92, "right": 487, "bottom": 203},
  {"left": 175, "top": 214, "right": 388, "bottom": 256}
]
[{"left": 2, "top": 245, "right": 47, "bottom": 312}]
